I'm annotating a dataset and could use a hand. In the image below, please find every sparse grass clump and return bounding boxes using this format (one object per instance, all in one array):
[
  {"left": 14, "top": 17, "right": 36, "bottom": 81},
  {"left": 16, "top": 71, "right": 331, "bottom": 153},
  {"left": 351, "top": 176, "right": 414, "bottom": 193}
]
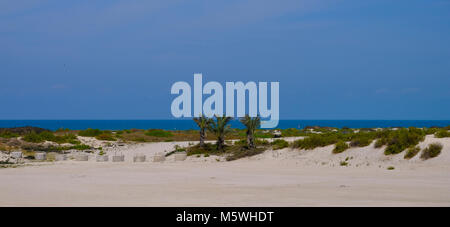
[
  {"left": 271, "top": 139, "right": 289, "bottom": 150},
  {"left": 404, "top": 146, "right": 421, "bottom": 159},
  {"left": 333, "top": 140, "right": 349, "bottom": 154},
  {"left": 421, "top": 143, "right": 443, "bottom": 160}
]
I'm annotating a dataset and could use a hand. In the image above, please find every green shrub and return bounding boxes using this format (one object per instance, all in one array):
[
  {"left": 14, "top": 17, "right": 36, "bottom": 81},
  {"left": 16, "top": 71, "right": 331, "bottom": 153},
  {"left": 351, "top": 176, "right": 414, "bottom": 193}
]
[
  {"left": 255, "top": 139, "right": 270, "bottom": 146},
  {"left": 421, "top": 143, "right": 443, "bottom": 160},
  {"left": 69, "top": 144, "right": 91, "bottom": 150},
  {"left": 404, "top": 146, "right": 421, "bottom": 159},
  {"left": 350, "top": 136, "right": 373, "bottom": 147},
  {"left": 226, "top": 148, "right": 265, "bottom": 161},
  {"left": 145, "top": 129, "right": 173, "bottom": 137},
  {"left": 435, "top": 130, "right": 450, "bottom": 138},
  {"left": 22, "top": 131, "right": 55, "bottom": 143},
  {"left": 340, "top": 161, "right": 348, "bottom": 166},
  {"left": 384, "top": 128, "right": 425, "bottom": 155},
  {"left": 387, "top": 166, "right": 395, "bottom": 170},
  {"left": 292, "top": 133, "right": 339, "bottom": 150},
  {"left": 374, "top": 139, "right": 385, "bottom": 148},
  {"left": 281, "top": 128, "right": 307, "bottom": 137},
  {"left": 95, "top": 133, "right": 117, "bottom": 141},
  {"left": 424, "top": 127, "right": 439, "bottom": 135},
  {"left": 271, "top": 139, "right": 289, "bottom": 150},
  {"left": 78, "top": 128, "right": 102, "bottom": 137},
  {"left": 0, "top": 131, "right": 19, "bottom": 138},
  {"left": 333, "top": 140, "right": 349, "bottom": 154}
]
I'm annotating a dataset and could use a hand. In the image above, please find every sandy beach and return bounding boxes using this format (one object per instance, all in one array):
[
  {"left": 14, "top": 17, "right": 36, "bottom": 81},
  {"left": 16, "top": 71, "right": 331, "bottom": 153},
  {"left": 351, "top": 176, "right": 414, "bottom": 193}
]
[{"left": 1, "top": 135, "right": 449, "bottom": 207}]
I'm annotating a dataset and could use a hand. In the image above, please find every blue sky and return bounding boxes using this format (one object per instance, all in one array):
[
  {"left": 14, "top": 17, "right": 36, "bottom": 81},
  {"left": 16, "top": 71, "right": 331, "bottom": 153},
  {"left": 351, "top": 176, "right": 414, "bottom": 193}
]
[{"left": 1, "top": 0, "right": 449, "bottom": 120}]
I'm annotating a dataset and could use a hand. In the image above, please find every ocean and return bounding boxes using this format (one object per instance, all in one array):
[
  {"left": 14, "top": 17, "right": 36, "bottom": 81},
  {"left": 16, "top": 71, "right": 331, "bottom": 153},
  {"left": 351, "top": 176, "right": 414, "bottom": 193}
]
[{"left": 0, "top": 120, "right": 449, "bottom": 131}]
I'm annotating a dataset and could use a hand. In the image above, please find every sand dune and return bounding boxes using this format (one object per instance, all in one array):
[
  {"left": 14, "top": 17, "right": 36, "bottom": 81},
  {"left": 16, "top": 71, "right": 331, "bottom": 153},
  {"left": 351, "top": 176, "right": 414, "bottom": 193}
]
[{"left": 0, "top": 135, "right": 449, "bottom": 206}]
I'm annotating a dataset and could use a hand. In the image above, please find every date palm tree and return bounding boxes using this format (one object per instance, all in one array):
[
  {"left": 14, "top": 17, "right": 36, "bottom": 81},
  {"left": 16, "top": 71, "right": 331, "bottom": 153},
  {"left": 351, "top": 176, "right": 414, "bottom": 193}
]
[
  {"left": 193, "top": 115, "right": 211, "bottom": 148},
  {"left": 240, "top": 115, "right": 261, "bottom": 149},
  {"left": 207, "top": 115, "right": 233, "bottom": 151}
]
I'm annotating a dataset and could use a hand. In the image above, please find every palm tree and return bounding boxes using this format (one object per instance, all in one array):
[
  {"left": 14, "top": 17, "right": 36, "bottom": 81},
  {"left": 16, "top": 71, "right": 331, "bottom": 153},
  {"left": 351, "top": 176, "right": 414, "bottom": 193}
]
[
  {"left": 207, "top": 115, "right": 233, "bottom": 151},
  {"left": 240, "top": 115, "right": 261, "bottom": 149},
  {"left": 193, "top": 115, "right": 211, "bottom": 148}
]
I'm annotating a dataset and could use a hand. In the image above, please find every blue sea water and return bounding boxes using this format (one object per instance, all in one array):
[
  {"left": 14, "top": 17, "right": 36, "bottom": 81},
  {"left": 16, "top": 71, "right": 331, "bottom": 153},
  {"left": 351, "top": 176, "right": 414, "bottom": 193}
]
[{"left": 0, "top": 120, "right": 449, "bottom": 131}]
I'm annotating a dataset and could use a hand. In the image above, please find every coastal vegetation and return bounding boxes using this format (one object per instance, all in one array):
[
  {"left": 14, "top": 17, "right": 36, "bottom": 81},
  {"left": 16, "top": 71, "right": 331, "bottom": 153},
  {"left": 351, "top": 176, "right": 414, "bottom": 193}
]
[
  {"left": 421, "top": 143, "right": 443, "bottom": 160},
  {"left": 404, "top": 146, "right": 421, "bottom": 159},
  {"left": 0, "top": 124, "right": 448, "bottom": 162},
  {"left": 333, "top": 140, "right": 349, "bottom": 154}
]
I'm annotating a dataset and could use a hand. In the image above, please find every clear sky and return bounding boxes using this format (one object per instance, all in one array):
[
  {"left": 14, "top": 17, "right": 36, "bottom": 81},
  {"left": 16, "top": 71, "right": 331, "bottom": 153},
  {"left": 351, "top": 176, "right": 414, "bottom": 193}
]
[{"left": 1, "top": 0, "right": 449, "bottom": 120}]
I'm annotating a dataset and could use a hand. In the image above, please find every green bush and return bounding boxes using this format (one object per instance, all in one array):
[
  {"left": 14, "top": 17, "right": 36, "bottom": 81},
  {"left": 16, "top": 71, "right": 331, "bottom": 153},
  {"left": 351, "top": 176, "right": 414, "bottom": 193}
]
[
  {"left": 226, "top": 148, "right": 265, "bottom": 161},
  {"left": 271, "top": 139, "right": 289, "bottom": 150},
  {"left": 78, "top": 128, "right": 103, "bottom": 137},
  {"left": 292, "top": 133, "right": 339, "bottom": 150},
  {"left": 404, "top": 146, "right": 421, "bottom": 159},
  {"left": 145, "top": 129, "right": 173, "bottom": 137},
  {"left": 95, "top": 133, "right": 117, "bottom": 141},
  {"left": 350, "top": 136, "right": 373, "bottom": 147},
  {"left": 333, "top": 140, "right": 349, "bottom": 154},
  {"left": 374, "top": 139, "right": 385, "bottom": 148},
  {"left": 0, "top": 131, "right": 19, "bottom": 138},
  {"left": 435, "top": 130, "right": 450, "bottom": 138},
  {"left": 384, "top": 128, "right": 425, "bottom": 155},
  {"left": 69, "top": 144, "right": 91, "bottom": 150},
  {"left": 424, "top": 127, "right": 439, "bottom": 135},
  {"left": 421, "top": 143, "right": 443, "bottom": 160}
]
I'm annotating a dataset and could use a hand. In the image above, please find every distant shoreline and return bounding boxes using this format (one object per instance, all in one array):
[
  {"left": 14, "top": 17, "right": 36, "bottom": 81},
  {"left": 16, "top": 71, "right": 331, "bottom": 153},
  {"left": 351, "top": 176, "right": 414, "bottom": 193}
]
[{"left": 1, "top": 120, "right": 450, "bottom": 131}]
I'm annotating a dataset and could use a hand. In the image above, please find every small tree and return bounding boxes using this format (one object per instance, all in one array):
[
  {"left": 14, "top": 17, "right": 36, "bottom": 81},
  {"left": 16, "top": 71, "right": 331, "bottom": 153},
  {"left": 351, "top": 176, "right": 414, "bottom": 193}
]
[
  {"left": 193, "top": 115, "right": 212, "bottom": 148},
  {"left": 207, "top": 115, "right": 233, "bottom": 151},
  {"left": 240, "top": 115, "right": 261, "bottom": 149}
]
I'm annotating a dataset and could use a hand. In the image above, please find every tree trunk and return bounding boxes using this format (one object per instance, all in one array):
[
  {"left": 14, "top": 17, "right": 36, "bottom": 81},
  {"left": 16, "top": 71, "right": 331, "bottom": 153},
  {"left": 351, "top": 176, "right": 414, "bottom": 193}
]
[
  {"left": 199, "top": 128, "right": 205, "bottom": 147},
  {"left": 217, "top": 135, "right": 224, "bottom": 151},
  {"left": 247, "top": 130, "right": 255, "bottom": 149}
]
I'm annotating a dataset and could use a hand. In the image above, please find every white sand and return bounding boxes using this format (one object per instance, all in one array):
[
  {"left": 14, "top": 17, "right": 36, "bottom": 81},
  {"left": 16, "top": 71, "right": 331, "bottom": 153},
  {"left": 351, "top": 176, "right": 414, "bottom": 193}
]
[{"left": 0, "top": 135, "right": 449, "bottom": 206}]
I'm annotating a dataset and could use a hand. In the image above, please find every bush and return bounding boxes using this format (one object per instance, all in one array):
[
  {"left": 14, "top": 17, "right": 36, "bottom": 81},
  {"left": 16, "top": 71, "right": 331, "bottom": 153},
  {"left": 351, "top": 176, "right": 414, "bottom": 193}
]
[
  {"left": 333, "top": 141, "right": 349, "bottom": 154},
  {"left": 384, "top": 128, "right": 425, "bottom": 155},
  {"left": 404, "top": 146, "right": 421, "bottom": 159},
  {"left": 435, "top": 130, "right": 450, "bottom": 138},
  {"left": 96, "top": 133, "right": 117, "bottom": 141},
  {"left": 421, "top": 143, "right": 443, "bottom": 160},
  {"left": 145, "top": 129, "right": 173, "bottom": 137},
  {"left": 0, "top": 131, "right": 19, "bottom": 138},
  {"left": 78, "top": 128, "right": 102, "bottom": 137},
  {"left": 271, "top": 139, "right": 289, "bottom": 150},
  {"left": 69, "top": 144, "right": 92, "bottom": 150},
  {"left": 226, "top": 147, "right": 265, "bottom": 161},
  {"left": 22, "top": 132, "right": 47, "bottom": 143},
  {"left": 350, "top": 136, "right": 373, "bottom": 147},
  {"left": 292, "top": 133, "right": 339, "bottom": 150},
  {"left": 374, "top": 139, "right": 385, "bottom": 148},
  {"left": 387, "top": 166, "right": 395, "bottom": 170}
]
